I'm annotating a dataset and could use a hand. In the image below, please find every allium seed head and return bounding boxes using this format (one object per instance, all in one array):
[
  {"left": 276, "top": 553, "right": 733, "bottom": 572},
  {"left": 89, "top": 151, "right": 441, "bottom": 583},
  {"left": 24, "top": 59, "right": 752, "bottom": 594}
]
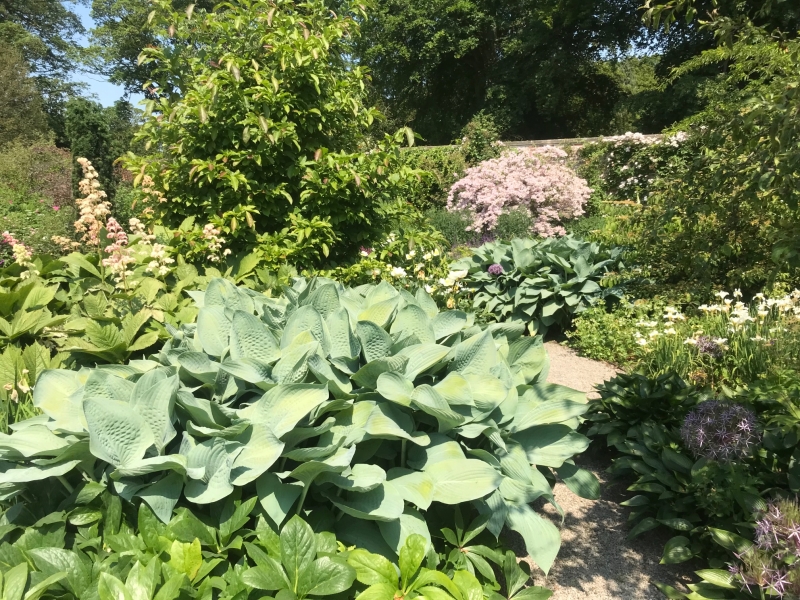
[{"left": 680, "top": 401, "right": 760, "bottom": 462}]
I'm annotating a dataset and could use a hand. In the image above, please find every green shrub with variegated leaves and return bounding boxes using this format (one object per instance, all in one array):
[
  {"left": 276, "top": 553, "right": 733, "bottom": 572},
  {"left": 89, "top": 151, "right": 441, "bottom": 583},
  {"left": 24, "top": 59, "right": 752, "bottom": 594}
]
[
  {"left": 0, "top": 276, "right": 597, "bottom": 577},
  {"left": 452, "top": 236, "right": 625, "bottom": 334}
]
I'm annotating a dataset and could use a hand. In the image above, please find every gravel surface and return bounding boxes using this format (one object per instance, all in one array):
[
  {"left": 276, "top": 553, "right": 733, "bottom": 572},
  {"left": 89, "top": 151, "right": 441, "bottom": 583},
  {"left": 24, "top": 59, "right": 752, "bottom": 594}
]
[
  {"left": 544, "top": 341, "right": 619, "bottom": 399},
  {"left": 509, "top": 342, "right": 697, "bottom": 599}
]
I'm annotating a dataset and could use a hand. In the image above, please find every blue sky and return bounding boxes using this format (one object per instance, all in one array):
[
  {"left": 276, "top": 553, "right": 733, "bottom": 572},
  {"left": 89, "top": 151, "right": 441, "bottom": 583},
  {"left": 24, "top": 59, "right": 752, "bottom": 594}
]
[{"left": 71, "top": 2, "right": 143, "bottom": 107}]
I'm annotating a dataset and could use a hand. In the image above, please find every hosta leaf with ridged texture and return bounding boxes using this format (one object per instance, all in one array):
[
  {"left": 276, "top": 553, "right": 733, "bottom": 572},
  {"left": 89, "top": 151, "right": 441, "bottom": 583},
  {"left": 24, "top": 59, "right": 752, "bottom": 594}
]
[
  {"left": 230, "top": 310, "right": 281, "bottom": 363},
  {"left": 414, "top": 287, "right": 439, "bottom": 318},
  {"left": 411, "top": 385, "right": 465, "bottom": 432},
  {"left": 230, "top": 424, "right": 284, "bottom": 485},
  {"left": 282, "top": 306, "right": 330, "bottom": 354},
  {"left": 197, "top": 306, "right": 230, "bottom": 357},
  {"left": 511, "top": 399, "right": 588, "bottom": 432},
  {"left": 364, "top": 402, "right": 428, "bottom": 445},
  {"left": 358, "top": 297, "right": 399, "bottom": 329},
  {"left": 398, "top": 344, "right": 450, "bottom": 381},
  {"left": 351, "top": 355, "right": 408, "bottom": 390},
  {"left": 84, "top": 398, "right": 154, "bottom": 468},
  {"left": 130, "top": 370, "right": 178, "bottom": 452},
  {"left": 272, "top": 341, "right": 317, "bottom": 384},
  {"left": 327, "top": 308, "right": 360, "bottom": 359},
  {"left": 424, "top": 458, "right": 501, "bottom": 504},
  {"left": 430, "top": 311, "right": 467, "bottom": 341},
  {"left": 239, "top": 384, "right": 329, "bottom": 437},
  {"left": 357, "top": 321, "right": 392, "bottom": 363},
  {"left": 507, "top": 337, "right": 548, "bottom": 385},
  {"left": 184, "top": 437, "right": 235, "bottom": 504},
  {"left": 306, "top": 283, "right": 341, "bottom": 319},
  {"left": 513, "top": 425, "right": 590, "bottom": 468},
  {"left": 451, "top": 331, "right": 497, "bottom": 375},
  {"left": 376, "top": 372, "right": 413, "bottom": 406},
  {"left": 33, "top": 369, "right": 87, "bottom": 432},
  {"left": 326, "top": 482, "right": 405, "bottom": 522},
  {"left": 390, "top": 305, "right": 434, "bottom": 344},
  {"left": 433, "top": 372, "right": 473, "bottom": 406}
]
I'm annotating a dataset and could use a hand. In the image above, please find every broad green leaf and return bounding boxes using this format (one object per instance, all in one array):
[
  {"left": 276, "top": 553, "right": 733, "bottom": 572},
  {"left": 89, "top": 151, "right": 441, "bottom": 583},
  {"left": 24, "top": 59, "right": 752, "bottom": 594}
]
[
  {"left": 298, "top": 556, "right": 357, "bottom": 596},
  {"left": 347, "top": 549, "right": 397, "bottom": 586},
  {"left": 256, "top": 473, "right": 300, "bottom": 528},
  {"left": 505, "top": 503, "right": 560, "bottom": 575},
  {"left": 168, "top": 539, "right": 202, "bottom": 580},
  {"left": 230, "top": 424, "right": 284, "bottom": 485},
  {"left": 376, "top": 372, "right": 413, "bottom": 406},
  {"left": 399, "top": 533, "right": 426, "bottom": 588},
  {"left": 98, "top": 573, "right": 133, "bottom": 600},
  {"left": 230, "top": 310, "right": 281, "bottom": 363},
  {"left": 377, "top": 507, "right": 431, "bottom": 556},
  {"left": 424, "top": 459, "right": 501, "bottom": 504},
  {"left": 283, "top": 306, "right": 330, "bottom": 354},
  {"left": 327, "top": 308, "right": 360, "bottom": 359},
  {"left": 513, "top": 425, "right": 590, "bottom": 468},
  {"left": 556, "top": 462, "right": 600, "bottom": 500},
  {"left": 357, "top": 321, "right": 392, "bottom": 363},
  {"left": 451, "top": 331, "right": 497, "bottom": 375},
  {"left": 661, "top": 536, "right": 692, "bottom": 564},
  {"left": 32, "top": 369, "right": 87, "bottom": 432},
  {"left": 196, "top": 306, "right": 230, "bottom": 356},
  {"left": 391, "top": 305, "right": 434, "bottom": 344},
  {"left": 239, "top": 384, "right": 329, "bottom": 437},
  {"left": 431, "top": 311, "right": 467, "bottom": 341},
  {"left": 326, "top": 482, "right": 405, "bottom": 522},
  {"left": 282, "top": 515, "right": 317, "bottom": 589},
  {"left": 84, "top": 398, "right": 154, "bottom": 468}
]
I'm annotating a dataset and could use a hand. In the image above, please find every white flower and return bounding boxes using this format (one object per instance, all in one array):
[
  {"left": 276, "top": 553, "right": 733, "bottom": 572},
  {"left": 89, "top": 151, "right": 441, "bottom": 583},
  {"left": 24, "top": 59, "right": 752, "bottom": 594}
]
[
  {"left": 637, "top": 338, "right": 648, "bottom": 346},
  {"left": 733, "top": 288, "right": 742, "bottom": 298},
  {"left": 648, "top": 330, "right": 661, "bottom": 338},
  {"left": 406, "top": 250, "right": 416, "bottom": 259},
  {"left": 713, "top": 337, "right": 728, "bottom": 345},
  {"left": 664, "top": 327, "right": 677, "bottom": 335},
  {"left": 424, "top": 284, "right": 434, "bottom": 293},
  {"left": 390, "top": 266, "right": 407, "bottom": 278},
  {"left": 360, "top": 250, "right": 369, "bottom": 257},
  {"left": 684, "top": 338, "right": 697, "bottom": 345},
  {"left": 717, "top": 291, "right": 729, "bottom": 299},
  {"left": 449, "top": 270, "right": 468, "bottom": 281},
  {"left": 423, "top": 253, "right": 432, "bottom": 261}
]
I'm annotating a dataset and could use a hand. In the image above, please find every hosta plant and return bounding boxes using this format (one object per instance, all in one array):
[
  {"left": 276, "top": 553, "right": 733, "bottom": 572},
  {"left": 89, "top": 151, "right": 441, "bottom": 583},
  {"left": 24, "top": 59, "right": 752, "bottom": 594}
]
[
  {"left": 452, "top": 236, "right": 624, "bottom": 334},
  {"left": 0, "top": 277, "right": 597, "bottom": 576}
]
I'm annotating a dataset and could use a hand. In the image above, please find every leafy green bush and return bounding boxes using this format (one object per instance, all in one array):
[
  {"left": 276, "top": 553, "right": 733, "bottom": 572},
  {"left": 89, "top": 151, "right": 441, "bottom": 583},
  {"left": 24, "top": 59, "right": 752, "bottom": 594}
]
[
  {"left": 403, "top": 147, "right": 469, "bottom": 212},
  {"left": 566, "top": 302, "right": 644, "bottom": 369},
  {"left": 586, "top": 370, "right": 800, "bottom": 595},
  {"left": 426, "top": 209, "right": 477, "bottom": 248},
  {"left": 0, "top": 141, "right": 75, "bottom": 256},
  {"left": 0, "top": 483, "right": 500, "bottom": 600},
  {"left": 0, "top": 276, "right": 596, "bottom": 576},
  {"left": 459, "top": 112, "right": 502, "bottom": 166},
  {"left": 453, "top": 236, "right": 624, "bottom": 334},
  {"left": 126, "top": 0, "right": 419, "bottom": 264}
]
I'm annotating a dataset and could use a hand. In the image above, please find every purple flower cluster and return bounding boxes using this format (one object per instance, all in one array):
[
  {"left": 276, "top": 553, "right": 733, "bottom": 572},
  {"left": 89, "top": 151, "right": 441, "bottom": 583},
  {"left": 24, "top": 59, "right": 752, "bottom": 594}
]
[
  {"left": 733, "top": 499, "right": 800, "bottom": 597},
  {"left": 487, "top": 263, "right": 504, "bottom": 276},
  {"left": 695, "top": 335, "right": 724, "bottom": 359},
  {"left": 680, "top": 401, "right": 760, "bottom": 462}
]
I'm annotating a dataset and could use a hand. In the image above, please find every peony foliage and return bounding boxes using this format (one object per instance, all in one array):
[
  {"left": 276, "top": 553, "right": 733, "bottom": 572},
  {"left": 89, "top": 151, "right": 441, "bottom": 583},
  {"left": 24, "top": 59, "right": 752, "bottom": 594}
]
[{"left": 0, "top": 277, "right": 596, "bottom": 574}]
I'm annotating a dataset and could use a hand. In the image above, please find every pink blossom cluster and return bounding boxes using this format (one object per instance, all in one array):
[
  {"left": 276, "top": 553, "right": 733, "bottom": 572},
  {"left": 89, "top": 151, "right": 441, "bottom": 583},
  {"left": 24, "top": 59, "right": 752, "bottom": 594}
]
[
  {"left": 447, "top": 146, "right": 591, "bottom": 237},
  {"left": 74, "top": 158, "right": 112, "bottom": 247},
  {"left": 202, "top": 224, "right": 231, "bottom": 262},
  {"left": 102, "top": 217, "right": 136, "bottom": 287}
]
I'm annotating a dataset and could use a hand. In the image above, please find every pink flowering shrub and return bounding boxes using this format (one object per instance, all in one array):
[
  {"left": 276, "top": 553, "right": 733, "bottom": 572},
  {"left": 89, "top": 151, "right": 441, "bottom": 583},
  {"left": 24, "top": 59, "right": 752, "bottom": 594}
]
[{"left": 446, "top": 146, "right": 591, "bottom": 237}]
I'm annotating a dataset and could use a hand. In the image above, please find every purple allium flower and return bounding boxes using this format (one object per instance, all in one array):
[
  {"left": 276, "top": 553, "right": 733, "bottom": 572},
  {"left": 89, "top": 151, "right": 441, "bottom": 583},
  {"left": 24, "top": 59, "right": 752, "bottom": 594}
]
[
  {"left": 680, "top": 401, "right": 760, "bottom": 462},
  {"left": 487, "top": 263, "right": 504, "bottom": 276},
  {"left": 695, "top": 335, "right": 724, "bottom": 359}
]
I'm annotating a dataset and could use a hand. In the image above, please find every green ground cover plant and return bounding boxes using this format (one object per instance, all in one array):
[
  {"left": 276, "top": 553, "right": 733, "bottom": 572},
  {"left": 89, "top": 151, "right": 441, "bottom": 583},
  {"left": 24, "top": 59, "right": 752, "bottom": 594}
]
[
  {"left": 0, "top": 275, "right": 596, "bottom": 581},
  {"left": 452, "top": 236, "right": 625, "bottom": 335}
]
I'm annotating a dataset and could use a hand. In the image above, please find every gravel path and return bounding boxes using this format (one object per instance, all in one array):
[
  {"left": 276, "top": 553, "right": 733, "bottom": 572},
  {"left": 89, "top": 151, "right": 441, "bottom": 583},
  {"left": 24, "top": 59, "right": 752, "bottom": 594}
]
[{"left": 517, "top": 342, "right": 697, "bottom": 599}]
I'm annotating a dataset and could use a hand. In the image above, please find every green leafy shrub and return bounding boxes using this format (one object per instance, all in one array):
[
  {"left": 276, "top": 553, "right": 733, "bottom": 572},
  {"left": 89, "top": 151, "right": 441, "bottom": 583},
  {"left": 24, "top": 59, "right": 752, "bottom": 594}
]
[
  {"left": 0, "top": 479, "right": 500, "bottom": 600},
  {"left": 0, "top": 141, "right": 75, "bottom": 256},
  {"left": 634, "top": 29, "right": 800, "bottom": 289},
  {"left": 403, "top": 147, "right": 469, "bottom": 212},
  {"left": 459, "top": 112, "right": 502, "bottom": 166},
  {"left": 566, "top": 302, "right": 642, "bottom": 368},
  {"left": 425, "top": 209, "right": 477, "bottom": 248},
  {"left": 586, "top": 370, "right": 800, "bottom": 587},
  {"left": 126, "top": 0, "right": 419, "bottom": 263},
  {"left": 453, "top": 236, "right": 625, "bottom": 334},
  {"left": 0, "top": 276, "right": 596, "bottom": 576}
]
